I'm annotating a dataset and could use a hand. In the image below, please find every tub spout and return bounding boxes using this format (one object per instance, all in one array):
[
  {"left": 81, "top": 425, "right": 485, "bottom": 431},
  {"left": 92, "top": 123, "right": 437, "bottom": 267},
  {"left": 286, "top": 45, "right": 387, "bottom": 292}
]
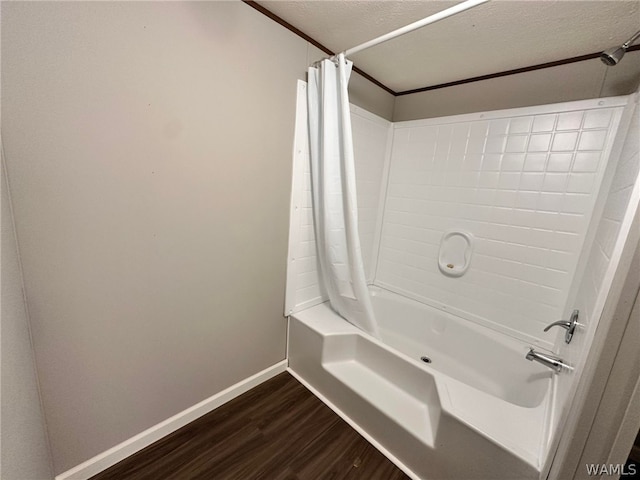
[{"left": 525, "top": 348, "right": 569, "bottom": 373}]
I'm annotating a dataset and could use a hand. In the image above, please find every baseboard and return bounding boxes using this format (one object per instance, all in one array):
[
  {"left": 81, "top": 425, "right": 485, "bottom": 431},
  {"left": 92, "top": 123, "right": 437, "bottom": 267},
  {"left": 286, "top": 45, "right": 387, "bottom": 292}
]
[
  {"left": 286, "top": 367, "right": 421, "bottom": 480},
  {"left": 56, "top": 360, "right": 288, "bottom": 480}
]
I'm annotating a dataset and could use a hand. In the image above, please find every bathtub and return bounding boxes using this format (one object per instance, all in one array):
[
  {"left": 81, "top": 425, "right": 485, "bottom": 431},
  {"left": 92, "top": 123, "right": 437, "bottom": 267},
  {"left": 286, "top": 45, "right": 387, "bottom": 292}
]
[{"left": 288, "top": 286, "right": 554, "bottom": 480}]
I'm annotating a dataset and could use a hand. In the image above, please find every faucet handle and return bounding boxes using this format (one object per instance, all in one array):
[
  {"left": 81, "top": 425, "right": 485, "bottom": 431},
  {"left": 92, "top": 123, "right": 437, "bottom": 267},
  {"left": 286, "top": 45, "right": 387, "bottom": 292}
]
[
  {"left": 543, "top": 320, "right": 571, "bottom": 332},
  {"left": 544, "top": 310, "right": 579, "bottom": 344}
]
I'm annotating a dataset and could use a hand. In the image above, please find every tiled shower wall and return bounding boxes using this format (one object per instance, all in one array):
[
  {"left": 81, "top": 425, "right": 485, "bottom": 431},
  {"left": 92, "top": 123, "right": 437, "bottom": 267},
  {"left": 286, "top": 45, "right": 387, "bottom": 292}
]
[
  {"left": 553, "top": 94, "right": 639, "bottom": 426},
  {"left": 375, "top": 100, "right": 625, "bottom": 345},
  {"left": 288, "top": 93, "right": 630, "bottom": 348},
  {"left": 287, "top": 98, "right": 390, "bottom": 313},
  {"left": 351, "top": 106, "right": 392, "bottom": 281}
]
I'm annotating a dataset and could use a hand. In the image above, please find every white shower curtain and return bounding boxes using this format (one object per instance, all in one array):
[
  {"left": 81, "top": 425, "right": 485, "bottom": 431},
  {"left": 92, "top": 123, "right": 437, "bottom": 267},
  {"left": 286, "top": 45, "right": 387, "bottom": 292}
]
[{"left": 307, "top": 53, "right": 379, "bottom": 338}]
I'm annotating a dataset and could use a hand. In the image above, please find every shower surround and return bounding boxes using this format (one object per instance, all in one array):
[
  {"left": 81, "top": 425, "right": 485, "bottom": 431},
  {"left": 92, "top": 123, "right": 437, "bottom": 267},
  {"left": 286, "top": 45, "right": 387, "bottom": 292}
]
[{"left": 286, "top": 80, "right": 638, "bottom": 479}]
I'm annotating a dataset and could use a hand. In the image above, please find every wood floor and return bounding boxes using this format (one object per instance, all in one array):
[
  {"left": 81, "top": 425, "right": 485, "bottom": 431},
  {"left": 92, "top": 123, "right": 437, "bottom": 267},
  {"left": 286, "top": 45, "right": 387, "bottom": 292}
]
[{"left": 91, "top": 372, "right": 410, "bottom": 480}]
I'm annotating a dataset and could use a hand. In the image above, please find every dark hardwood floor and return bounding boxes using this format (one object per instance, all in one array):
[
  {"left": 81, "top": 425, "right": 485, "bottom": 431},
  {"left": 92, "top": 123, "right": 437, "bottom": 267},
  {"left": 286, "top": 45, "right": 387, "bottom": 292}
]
[{"left": 91, "top": 372, "right": 410, "bottom": 480}]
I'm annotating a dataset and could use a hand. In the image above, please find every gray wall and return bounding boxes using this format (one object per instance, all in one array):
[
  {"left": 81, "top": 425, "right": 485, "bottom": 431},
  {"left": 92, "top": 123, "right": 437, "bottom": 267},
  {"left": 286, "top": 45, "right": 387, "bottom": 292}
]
[
  {"left": 0, "top": 1, "right": 392, "bottom": 474},
  {"left": 394, "top": 52, "right": 640, "bottom": 121},
  {"left": 1, "top": 155, "right": 54, "bottom": 479}
]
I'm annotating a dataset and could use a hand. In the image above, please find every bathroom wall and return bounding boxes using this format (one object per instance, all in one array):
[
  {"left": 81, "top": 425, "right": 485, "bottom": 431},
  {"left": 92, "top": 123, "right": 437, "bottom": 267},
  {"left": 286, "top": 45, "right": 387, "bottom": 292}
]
[
  {"left": 1, "top": 1, "right": 394, "bottom": 474},
  {"left": 286, "top": 102, "right": 391, "bottom": 313},
  {"left": 393, "top": 53, "right": 640, "bottom": 121},
  {"left": 1, "top": 156, "right": 54, "bottom": 479},
  {"left": 351, "top": 106, "right": 392, "bottom": 281},
  {"left": 552, "top": 92, "right": 640, "bottom": 434},
  {"left": 375, "top": 99, "right": 625, "bottom": 346}
]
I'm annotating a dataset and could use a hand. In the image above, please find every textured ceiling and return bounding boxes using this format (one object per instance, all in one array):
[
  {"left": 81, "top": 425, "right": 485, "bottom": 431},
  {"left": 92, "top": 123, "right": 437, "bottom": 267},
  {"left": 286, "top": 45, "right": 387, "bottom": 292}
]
[{"left": 260, "top": 0, "right": 640, "bottom": 92}]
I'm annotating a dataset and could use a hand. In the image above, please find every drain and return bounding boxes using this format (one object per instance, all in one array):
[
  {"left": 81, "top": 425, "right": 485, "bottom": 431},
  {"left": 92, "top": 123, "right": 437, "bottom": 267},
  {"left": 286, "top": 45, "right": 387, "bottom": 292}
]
[{"left": 420, "top": 356, "right": 432, "bottom": 364}]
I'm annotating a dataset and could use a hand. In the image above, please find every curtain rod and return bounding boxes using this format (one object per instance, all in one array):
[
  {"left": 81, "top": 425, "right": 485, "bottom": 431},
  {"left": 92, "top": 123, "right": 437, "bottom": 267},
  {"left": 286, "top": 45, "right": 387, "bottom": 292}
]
[{"left": 343, "top": 0, "right": 490, "bottom": 58}]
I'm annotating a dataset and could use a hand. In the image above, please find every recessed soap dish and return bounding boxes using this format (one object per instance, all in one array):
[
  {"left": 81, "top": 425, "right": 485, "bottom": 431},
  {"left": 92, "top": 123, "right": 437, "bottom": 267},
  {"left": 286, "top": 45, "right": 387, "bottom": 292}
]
[{"left": 438, "top": 230, "right": 474, "bottom": 277}]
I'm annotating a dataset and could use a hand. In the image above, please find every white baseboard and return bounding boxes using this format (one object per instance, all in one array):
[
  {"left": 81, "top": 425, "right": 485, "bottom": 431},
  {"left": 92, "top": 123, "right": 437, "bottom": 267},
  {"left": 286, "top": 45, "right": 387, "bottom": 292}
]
[
  {"left": 286, "top": 367, "right": 421, "bottom": 480},
  {"left": 56, "top": 360, "right": 288, "bottom": 480}
]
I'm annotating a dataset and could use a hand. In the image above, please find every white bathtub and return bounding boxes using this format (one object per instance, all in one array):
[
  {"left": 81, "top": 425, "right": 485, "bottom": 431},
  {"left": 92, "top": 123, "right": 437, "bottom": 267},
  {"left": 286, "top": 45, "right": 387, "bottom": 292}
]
[{"left": 288, "top": 286, "right": 554, "bottom": 480}]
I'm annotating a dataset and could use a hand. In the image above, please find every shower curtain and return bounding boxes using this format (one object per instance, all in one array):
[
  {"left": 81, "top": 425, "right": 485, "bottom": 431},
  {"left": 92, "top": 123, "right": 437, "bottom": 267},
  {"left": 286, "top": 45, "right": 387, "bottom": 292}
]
[{"left": 307, "top": 53, "right": 379, "bottom": 338}]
